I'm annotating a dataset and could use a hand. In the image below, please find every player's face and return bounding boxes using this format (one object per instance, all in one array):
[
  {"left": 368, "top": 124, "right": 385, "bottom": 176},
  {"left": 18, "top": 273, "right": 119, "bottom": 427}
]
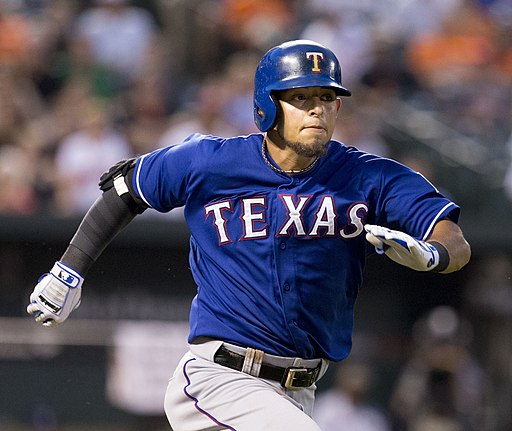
[{"left": 272, "top": 87, "right": 341, "bottom": 158}]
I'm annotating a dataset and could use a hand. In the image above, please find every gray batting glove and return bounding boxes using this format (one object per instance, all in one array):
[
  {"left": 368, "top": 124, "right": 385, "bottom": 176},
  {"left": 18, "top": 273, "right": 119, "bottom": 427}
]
[
  {"left": 27, "top": 261, "right": 83, "bottom": 327},
  {"left": 365, "top": 224, "right": 440, "bottom": 271}
]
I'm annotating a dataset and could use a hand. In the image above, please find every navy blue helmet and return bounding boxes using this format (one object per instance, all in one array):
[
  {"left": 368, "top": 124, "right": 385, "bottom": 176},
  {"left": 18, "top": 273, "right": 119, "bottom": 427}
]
[{"left": 253, "top": 40, "right": 352, "bottom": 132}]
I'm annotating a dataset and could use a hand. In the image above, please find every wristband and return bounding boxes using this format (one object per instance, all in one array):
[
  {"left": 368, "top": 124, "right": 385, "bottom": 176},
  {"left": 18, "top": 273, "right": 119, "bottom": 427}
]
[{"left": 428, "top": 241, "right": 450, "bottom": 273}]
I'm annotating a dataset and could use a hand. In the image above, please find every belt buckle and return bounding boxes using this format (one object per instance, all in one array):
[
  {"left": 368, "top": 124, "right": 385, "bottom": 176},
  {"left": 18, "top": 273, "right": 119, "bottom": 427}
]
[{"left": 282, "top": 367, "right": 309, "bottom": 390}]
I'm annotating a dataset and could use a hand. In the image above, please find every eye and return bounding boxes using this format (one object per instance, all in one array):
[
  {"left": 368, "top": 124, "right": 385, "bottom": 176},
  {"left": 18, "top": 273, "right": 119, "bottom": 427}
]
[
  {"left": 321, "top": 93, "right": 336, "bottom": 102},
  {"left": 291, "top": 93, "right": 306, "bottom": 101}
]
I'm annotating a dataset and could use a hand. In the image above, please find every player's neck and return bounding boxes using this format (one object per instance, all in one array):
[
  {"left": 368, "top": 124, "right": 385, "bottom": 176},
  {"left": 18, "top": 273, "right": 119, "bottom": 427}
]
[{"left": 264, "top": 137, "right": 318, "bottom": 174}]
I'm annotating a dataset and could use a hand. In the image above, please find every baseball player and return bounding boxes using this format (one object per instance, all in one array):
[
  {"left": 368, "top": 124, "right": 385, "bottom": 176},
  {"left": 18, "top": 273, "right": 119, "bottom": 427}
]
[{"left": 27, "top": 40, "right": 471, "bottom": 431}]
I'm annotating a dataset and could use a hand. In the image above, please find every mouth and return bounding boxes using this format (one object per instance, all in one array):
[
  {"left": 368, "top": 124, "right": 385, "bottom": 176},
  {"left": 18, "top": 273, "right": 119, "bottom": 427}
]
[{"left": 302, "top": 125, "right": 327, "bottom": 133}]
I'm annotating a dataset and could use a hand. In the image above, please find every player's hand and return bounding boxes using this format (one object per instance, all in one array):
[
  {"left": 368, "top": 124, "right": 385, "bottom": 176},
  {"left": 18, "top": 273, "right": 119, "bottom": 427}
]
[
  {"left": 364, "top": 224, "right": 440, "bottom": 271},
  {"left": 26, "top": 261, "right": 83, "bottom": 327}
]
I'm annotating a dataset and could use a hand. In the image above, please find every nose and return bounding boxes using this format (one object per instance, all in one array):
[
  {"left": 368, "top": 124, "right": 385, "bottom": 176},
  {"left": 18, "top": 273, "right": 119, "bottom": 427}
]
[{"left": 307, "top": 96, "right": 324, "bottom": 115}]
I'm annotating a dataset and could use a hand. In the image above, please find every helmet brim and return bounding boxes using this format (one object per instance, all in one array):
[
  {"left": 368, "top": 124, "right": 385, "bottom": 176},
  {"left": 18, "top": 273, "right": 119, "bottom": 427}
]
[{"left": 269, "top": 76, "right": 352, "bottom": 97}]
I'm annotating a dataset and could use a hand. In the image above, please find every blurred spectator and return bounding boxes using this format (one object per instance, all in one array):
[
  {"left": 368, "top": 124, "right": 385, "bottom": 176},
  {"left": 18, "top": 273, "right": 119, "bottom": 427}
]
[
  {"left": 49, "top": 25, "right": 124, "bottom": 101},
  {"left": 360, "top": 38, "right": 420, "bottom": 99},
  {"left": 405, "top": 1, "right": 497, "bottom": 93},
  {"left": 389, "top": 306, "right": 488, "bottom": 431},
  {"left": 49, "top": 76, "right": 103, "bottom": 145},
  {"left": 0, "top": 143, "right": 37, "bottom": 214},
  {"left": 0, "top": 61, "right": 45, "bottom": 149},
  {"left": 123, "top": 75, "right": 171, "bottom": 155},
  {"left": 386, "top": 0, "right": 462, "bottom": 41},
  {"left": 0, "top": 1, "right": 31, "bottom": 68},
  {"left": 300, "top": 7, "right": 375, "bottom": 86},
  {"left": 153, "top": 0, "right": 229, "bottom": 88},
  {"left": 314, "top": 361, "right": 391, "bottom": 431},
  {"left": 441, "top": 66, "right": 511, "bottom": 157},
  {"left": 24, "top": 0, "right": 81, "bottom": 102},
  {"left": 73, "top": 0, "right": 159, "bottom": 86},
  {"left": 53, "top": 99, "right": 132, "bottom": 216},
  {"left": 158, "top": 75, "right": 239, "bottom": 147},
  {"left": 464, "top": 253, "right": 512, "bottom": 431},
  {"left": 0, "top": 65, "right": 24, "bottom": 146},
  {"left": 120, "top": 24, "right": 175, "bottom": 154},
  {"left": 333, "top": 87, "right": 391, "bottom": 156},
  {"left": 301, "top": 0, "right": 392, "bottom": 32},
  {"left": 221, "top": 0, "right": 297, "bottom": 51},
  {"left": 222, "top": 50, "right": 261, "bottom": 134},
  {"left": 21, "top": 119, "right": 59, "bottom": 212},
  {"left": 399, "top": 0, "right": 512, "bottom": 188}
]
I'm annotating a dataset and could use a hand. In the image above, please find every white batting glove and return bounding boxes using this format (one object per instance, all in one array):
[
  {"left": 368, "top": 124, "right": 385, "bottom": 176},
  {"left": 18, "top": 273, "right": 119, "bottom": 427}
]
[
  {"left": 365, "top": 224, "right": 441, "bottom": 272},
  {"left": 27, "top": 261, "right": 83, "bottom": 327}
]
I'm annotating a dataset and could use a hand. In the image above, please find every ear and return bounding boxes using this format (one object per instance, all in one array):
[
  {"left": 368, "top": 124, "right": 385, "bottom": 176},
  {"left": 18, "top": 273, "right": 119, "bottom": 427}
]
[{"left": 335, "top": 98, "right": 342, "bottom": 117}]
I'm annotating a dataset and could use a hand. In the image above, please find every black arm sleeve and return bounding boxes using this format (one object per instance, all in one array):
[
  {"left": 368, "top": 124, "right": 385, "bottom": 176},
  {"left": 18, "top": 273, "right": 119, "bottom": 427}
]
[{"left": 60, "top": 187, "right": 138, "bottom": 275}]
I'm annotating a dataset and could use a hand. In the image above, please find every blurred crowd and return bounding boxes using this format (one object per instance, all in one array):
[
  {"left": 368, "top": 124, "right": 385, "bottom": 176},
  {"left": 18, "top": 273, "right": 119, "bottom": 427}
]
[
  {"left": 314, "top": 306, "right": 491, "bottom": 431},
  {"left": 0, "top": 0, "right": 511, "bottom": 217}
]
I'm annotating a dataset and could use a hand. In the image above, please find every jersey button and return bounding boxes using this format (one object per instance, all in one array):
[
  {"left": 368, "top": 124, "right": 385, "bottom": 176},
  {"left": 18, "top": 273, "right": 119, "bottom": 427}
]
[
  {"left": 279, "top": 241, "right": 286, "bottom": 250},
  {"left": 283, "top": 283, "right": 290, "bottom": 291}
]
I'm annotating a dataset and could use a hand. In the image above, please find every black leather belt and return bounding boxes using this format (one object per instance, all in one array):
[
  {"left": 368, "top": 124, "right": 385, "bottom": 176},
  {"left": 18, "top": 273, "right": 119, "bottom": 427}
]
[{"left": 213, "top": 345, "right": 321, "bottom": 390}]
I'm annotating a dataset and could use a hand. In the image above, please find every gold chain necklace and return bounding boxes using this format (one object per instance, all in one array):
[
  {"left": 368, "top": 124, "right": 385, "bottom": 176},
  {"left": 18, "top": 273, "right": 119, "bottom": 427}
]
[{"left": 261, "top": 140, "right": 318, "bottom": 175}]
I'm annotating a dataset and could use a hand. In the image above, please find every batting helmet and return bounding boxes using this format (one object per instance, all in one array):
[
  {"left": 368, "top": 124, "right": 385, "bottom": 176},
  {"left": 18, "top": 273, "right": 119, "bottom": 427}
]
[{"left": 253, "top": 40, "right": 352, "bottom": 132}]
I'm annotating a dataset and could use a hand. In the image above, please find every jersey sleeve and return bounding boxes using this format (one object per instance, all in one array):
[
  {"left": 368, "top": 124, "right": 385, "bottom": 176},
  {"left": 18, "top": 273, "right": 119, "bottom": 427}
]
[
  {"left": 132, "top": 134, "right": 200, "bottom": 212},
  {"left": 367, "top": 157, "right": 460, "bottom": 240}
]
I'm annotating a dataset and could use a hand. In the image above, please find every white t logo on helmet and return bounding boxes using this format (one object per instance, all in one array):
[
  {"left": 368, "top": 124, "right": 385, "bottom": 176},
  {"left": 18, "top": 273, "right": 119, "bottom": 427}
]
[{"left": 306, "top": 52, "right": 324, "bottom": 72}]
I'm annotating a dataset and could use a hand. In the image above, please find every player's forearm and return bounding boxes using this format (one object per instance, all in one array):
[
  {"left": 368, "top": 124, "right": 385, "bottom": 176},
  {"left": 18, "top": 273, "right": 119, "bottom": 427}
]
[
  {"left": 427, "top": 219, "right": 471, "bottom": 273},
  {"left": 60, "top": 187, "right": 138, "bottom": 275}
]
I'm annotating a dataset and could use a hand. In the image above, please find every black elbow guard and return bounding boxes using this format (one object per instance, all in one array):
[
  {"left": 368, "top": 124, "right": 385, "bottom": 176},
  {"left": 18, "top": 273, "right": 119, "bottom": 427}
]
[{"left": 98, "top": 158, "right": 148, "bottom": 214}]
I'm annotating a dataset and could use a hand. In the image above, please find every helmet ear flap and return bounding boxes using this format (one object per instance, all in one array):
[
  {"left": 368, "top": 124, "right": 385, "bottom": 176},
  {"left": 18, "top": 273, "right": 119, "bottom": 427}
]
[
  {"left": 269, "top": 93, "right": 282, "bottom": 129},
  {"left": 254, "top": 93, "right": 277, "bottom": 132}
]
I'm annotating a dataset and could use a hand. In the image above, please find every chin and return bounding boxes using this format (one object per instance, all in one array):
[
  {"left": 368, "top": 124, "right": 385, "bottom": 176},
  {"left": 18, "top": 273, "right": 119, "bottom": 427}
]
[{"left": 292, "top": 139, "right": 330, "bottom": 158}]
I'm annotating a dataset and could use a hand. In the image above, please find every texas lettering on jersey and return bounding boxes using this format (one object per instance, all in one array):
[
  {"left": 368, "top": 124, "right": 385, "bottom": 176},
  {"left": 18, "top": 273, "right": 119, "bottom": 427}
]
[{"left": 204, "top": 194, "right": 368, "bottom": 245}]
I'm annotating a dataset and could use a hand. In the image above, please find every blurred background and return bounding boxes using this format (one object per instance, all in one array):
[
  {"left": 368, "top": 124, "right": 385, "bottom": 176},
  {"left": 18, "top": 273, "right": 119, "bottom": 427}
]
[{"left": 0, "top": 0, "right": 511, "bottom": 430}]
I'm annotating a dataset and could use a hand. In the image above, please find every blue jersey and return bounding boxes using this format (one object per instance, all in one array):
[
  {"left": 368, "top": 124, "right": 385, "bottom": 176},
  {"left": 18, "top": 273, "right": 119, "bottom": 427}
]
[{"left": 133, "top": 133, "right": 459, "bottom": 361}]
